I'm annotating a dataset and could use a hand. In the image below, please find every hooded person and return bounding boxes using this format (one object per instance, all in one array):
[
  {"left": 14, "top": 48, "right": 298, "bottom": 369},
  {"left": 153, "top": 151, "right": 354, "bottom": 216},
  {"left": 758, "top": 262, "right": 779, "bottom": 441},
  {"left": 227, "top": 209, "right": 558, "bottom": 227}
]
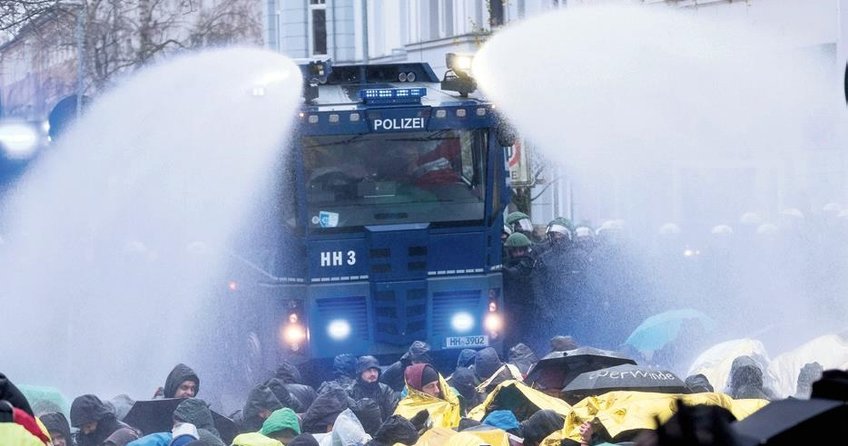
[
  {"left": 263, "top": 379, "right": 315, "bottom": 415},
  {"left": 794, "top": 362, "right": 824, "bottom": 399},
  {"left": 157, "top": 364, "right": 200, "bottom": 400},
  {"left": 394, "top": 364, "right": 460, "bottom": 429},
  {"left": 507, "top": 344, "right": 538, "bottom": 377},
  {"left": 380, "top": 341, "right": 432, "bottom": 393},
  {"left": 685, "top": 374, "right": 715, "bottom": 394},
  {"left": 520, "top": 410, "right": 563, "bottom": 446},
  {"left": 241, "top": 385, "right": 284, "bottom": 433},
  {"left": 267, "top": 363, "right": 316, "bottom": 413},
  {"left": 810, "top": 368, "right": 848, "bottom": 401},
  {"left": 455, "top": 350, "right": 478, "bottom": 371},
  {"left": 41, "top": 412, "right": 75, "bottom": 446},
  {"left": 725, "top": 356, "right": 776, "bottom": 400},
  {"left": 317, "top": 354, "right": 357, "bottom": 395},
  {"left": 71, "top": 394, "right": 140, "bottom": 446},
  {"left": 347, "top": 356, "right": 399, "bottom": 423},
  {"left": 0, "top": 373, "right": 34, "bottom": 417},
  {"left": 259, "top": 408, "right": 301, "bottom": 445},
  {"left": 365, "top": 415, "right": 418, "bottom": 446},
  {"left": 474, "top": 347, "right": 523, "bottom": 396},
  {"left": 300, "top": 385, "right": 349, "bottom": 434},
  {"left": 172, "top": 398, "right": 225, "bottom": 446},
  {"left": 445, "top": 367, "right": 479, "bottom": 416}
]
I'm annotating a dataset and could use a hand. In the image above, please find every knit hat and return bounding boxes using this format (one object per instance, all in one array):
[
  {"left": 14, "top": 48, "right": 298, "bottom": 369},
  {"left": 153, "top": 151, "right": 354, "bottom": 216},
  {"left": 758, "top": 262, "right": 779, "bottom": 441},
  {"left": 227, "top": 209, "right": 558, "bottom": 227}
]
[
  {"left": 482, "top": 410, "right": 520, "bottom": 432},
  {"left": 421, "top": 366, "right": 439, "bottom": 388},
  {"left": 260, "top": 408, "right": 301, "bottom": 437}
]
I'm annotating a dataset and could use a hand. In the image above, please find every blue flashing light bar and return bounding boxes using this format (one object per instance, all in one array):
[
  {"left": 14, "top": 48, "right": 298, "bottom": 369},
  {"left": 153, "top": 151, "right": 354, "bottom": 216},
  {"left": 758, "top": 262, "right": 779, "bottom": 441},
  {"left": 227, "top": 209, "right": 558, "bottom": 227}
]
[{"left": 359, "top": 87, "right": 427, "bottom": 105}]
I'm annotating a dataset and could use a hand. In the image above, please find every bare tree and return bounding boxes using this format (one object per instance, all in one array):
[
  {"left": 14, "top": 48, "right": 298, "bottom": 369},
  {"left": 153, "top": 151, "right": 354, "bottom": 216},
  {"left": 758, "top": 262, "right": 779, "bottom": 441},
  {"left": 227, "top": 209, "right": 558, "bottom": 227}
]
[
  {"left": 15, "top": 0, "right": 262, "bottom": 94},
  {"left": 0, "top": 0, "right": 59, "bottom": 33}
]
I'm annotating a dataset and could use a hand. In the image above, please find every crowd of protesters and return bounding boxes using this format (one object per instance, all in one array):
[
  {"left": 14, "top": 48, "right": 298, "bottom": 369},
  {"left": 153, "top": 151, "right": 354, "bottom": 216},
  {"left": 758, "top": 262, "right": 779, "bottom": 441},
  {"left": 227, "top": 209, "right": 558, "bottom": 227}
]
[{"left": 4, "top": 335, "right": 848, "bottom": 446}]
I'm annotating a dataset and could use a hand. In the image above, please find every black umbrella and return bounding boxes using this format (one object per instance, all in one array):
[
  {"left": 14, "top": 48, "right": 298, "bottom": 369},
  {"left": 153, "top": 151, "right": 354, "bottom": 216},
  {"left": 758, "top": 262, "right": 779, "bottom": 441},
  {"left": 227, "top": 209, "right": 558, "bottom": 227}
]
[
  {"left": 561, "top": 364, "right": 688, "bottom": 404},
  {"left": 732, "top": 398, "right": 848, "bottom": 445},
  {"left": 525, "top": 347, "right": 636, "bottom": 393},
  {"left": 123, "top": 398, "right": 238, "bottom": 445}
]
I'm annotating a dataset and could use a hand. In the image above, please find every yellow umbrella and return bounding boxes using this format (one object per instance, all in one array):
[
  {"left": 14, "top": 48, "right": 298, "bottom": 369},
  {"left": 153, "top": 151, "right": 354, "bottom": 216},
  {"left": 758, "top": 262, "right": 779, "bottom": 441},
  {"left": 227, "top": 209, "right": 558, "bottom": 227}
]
[{"left": 467, "top": 380, "right": 572, "bottom": 421}]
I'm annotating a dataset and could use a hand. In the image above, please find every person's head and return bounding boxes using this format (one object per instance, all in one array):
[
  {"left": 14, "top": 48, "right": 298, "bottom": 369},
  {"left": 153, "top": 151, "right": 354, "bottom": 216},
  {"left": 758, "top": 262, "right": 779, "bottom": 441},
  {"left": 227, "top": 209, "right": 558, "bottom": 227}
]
[
  {"left": 174, "top": 380, "right": 197, "bottom": 399},
  {"left": 402, "top": 340, "right": 432, "bottom": 366},
  {"left": 504, "top": 233, "right": 532, "bottom": 258},
  {"left": 356, "top": 356, "right": 381, "bottom": 384},
  {"left": 261, "top": 408, "right": 301, "bottom": 445},
  {"left": 164, "top": 363, "right": 200, "bottom": 399},
  {"left": 40, "top": 412, "right": 72, "bottom": 446},
  {"left": 404, "top": 363, "right": 441, "bottom": 398},
  {"left": 546, "top": 218, "right": 572, "bottom": 246},
  {"left": 70, "top": 394, "right": 112, "bottom": 436},
  {"left": 506, "top": 212, "right": 533, "bottom": 237}
]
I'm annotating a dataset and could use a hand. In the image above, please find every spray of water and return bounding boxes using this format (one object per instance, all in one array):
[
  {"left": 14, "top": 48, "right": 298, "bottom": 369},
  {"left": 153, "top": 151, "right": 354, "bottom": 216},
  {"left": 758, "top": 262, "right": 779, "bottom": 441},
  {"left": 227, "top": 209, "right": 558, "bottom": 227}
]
[
  {"left": 475, "top": 5, "right": 848, "bottom": 375},
  {"left": 0, "top": 47, "right": 302, "bottom": 400}
]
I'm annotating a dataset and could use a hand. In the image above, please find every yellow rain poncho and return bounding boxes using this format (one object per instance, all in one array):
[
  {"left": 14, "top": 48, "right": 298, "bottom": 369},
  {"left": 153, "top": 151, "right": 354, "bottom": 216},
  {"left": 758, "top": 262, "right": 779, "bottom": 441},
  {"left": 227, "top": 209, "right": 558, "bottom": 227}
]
[
  {"left": 468, "top": 380, "right": 571, "bottom": 422},
  {"left": 415, "top": 427, "right": 510, "bottom": 446},
  {"left": 562, "top": 391, "right": 769, "bottom": 443},
  {"left": 395, "top": 374, "right": 461, "bottom": 429}
]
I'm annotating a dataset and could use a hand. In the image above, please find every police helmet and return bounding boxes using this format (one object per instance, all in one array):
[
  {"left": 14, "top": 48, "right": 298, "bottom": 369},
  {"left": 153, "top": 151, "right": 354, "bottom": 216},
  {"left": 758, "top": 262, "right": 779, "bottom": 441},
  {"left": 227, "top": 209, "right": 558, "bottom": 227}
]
[
  {"left": 507, "top": 212, "right": 533, "bottom": 233},
  {"left": 546, "top": 218, "right": 572, "bottom": 241},
  {"left": 504, "top": 232, "right": 532, "bottom": 248},
  {"left": 739, "top": 212, "right": 763, "bottom": 226},
  {"left": 658, "top": 223, "right": 681, "bottom": 236},
  {"left": 710, "top": 224, "right": 733, "bottom": 236},
  {"left": 574, "top": 226, "right": 594, "bottom": 239}
]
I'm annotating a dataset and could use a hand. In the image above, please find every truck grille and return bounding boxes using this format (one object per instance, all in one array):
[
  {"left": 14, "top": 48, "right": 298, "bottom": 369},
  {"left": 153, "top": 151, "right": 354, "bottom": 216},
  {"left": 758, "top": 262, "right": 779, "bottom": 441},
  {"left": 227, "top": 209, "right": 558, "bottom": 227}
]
[
  {"left": 432, "top": 289, "right": 483, "bottom": 336},
  {"left": 374, "top": 286, "right": 427, "bottom": 345},
  {"left": 315, "top": 295, "right": 369, "bottom": 341}
]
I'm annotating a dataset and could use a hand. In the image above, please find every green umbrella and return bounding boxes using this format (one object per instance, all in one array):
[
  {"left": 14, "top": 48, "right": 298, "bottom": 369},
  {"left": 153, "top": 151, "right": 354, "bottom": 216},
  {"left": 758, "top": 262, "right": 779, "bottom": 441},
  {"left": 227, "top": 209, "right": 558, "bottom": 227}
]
[{"left": 17, "top": 384, "right": 70, "bottom": 418}]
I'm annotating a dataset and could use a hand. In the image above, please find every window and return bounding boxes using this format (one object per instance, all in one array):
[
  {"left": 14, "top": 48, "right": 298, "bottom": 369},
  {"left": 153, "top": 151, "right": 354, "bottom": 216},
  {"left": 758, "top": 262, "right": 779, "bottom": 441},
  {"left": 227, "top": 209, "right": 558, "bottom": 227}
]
[
  {"left": 309, "top": 0, "right": 327, "bottom": 56},
  {"left": 301, "top": 130, "right": 487, "bottom": 229}
]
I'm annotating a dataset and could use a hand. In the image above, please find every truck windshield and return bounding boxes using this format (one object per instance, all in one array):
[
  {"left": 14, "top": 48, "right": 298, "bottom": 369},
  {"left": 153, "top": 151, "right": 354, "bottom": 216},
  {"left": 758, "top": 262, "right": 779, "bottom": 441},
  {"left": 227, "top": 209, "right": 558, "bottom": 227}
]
[{"left": 302, "top": 129, "right": 486, "bottom": 229}]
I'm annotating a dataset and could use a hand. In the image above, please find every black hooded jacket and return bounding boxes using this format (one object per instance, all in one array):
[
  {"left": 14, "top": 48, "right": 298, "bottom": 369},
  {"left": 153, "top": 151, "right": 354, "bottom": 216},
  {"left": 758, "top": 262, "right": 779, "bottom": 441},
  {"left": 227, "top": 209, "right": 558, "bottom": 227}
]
[
  {"left": 173, "top": 398, "right": 219, "bottom": 438},
  {"left": 71, "top": 395, "right": 139, "bottom": 446},
  {"left": 241, "top": 385, "right": 283, "bottom": 433},
  {"left": 380, "top": 341, "right": 431, "bottom": 392},
  {"left": 520, "top": 410, "right": 564, "bottom": 446},
  {"left": 40, "top": 412, "right": 74, "bottom": 446},
  {"left": 163, "top": 364, "right": 200, "bottom": 399},
  {"left": 507, "top": 343, "right": 538, "bottom": 376},
  {"left": 0, "top": 373, "right": 34, "bottom": 416},
  {"left": 301, "top": 385, "right": 349, "bottom": 433},
  {"left": 365, "top": 415, "right": 419, "bottom": 446},
  {"left": 317, "top": 354, "right": 358, "bottom": 395},
  {"left": 347, "top": 356, "right": 399, "bottom": 422},
  {"left": 271, "top": 362, "right": 317, "bottom": 412}
]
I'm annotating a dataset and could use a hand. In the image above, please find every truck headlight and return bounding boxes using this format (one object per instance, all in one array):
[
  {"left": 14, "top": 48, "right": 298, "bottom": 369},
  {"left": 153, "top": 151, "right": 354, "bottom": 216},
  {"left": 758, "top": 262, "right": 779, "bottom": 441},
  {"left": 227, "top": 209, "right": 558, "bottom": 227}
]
[
  {"left": 327, "top": 319, "right": 351, "bottom": 340},
  {"left": 451, "top": 312, "right": 474, "bottom": 333},
  {"left": 484, "top": 313, "right": 503, "bottom": 332}
]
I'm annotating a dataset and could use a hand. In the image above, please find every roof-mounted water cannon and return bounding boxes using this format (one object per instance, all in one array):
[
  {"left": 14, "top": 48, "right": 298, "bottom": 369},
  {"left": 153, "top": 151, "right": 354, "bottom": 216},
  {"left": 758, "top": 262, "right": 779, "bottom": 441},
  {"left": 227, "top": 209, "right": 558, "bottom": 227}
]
[
  {"left": 441, "top": 53, "right": 477, "bottom": 97},
  {"left": 299, "top": 58, "right": 333, "bottom": 103}
]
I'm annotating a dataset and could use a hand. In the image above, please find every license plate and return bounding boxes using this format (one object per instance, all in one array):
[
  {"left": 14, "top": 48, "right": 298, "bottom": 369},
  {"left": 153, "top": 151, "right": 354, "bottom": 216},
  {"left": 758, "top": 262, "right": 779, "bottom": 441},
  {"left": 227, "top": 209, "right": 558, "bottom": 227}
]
[{"left": 445, "top": 335, "right": 489, "bottom": 349}]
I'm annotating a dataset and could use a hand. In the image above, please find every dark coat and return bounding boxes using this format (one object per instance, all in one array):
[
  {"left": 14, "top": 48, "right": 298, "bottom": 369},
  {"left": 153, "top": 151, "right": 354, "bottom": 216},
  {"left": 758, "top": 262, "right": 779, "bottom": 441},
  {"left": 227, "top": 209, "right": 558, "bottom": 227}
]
[
  {"left": 72, "top": 394, "right": 140, "bottom": 446},
  {"left": 241, "top": 385, "right": 283, "bottom": 433},
  {"left": 366, "top": 415, "right": 419, "bottom": 446},
  {"left": 301, "top": 386, "right": 349, "bottom": 433},
  {"left": 172, "top": 398, "right": 221, "bottom": 441},
  {"left": 347, "top": 357, "right": 399, "bottom": 422},
  {"left": 520, "top": 410, "right": 564, "bottom": 446},
  {"left": 265, "top": 378, "right": 317, "bottom": 414},
  {"left": 380, "top": 341, "right": 431, "bottom": 392},
  {"left": 163, "top": 364, "right": 200, "bottom": 399},
  {"left": 0, "top": 372, "right": 34, "bottom": 416}
]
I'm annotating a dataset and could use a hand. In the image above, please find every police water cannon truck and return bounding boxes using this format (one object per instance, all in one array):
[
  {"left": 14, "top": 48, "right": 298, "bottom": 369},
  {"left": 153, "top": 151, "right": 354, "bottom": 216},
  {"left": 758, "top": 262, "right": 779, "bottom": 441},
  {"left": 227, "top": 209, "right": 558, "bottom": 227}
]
[{"left": 229, "top": 54, "right": 514, "bottom": 370}]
